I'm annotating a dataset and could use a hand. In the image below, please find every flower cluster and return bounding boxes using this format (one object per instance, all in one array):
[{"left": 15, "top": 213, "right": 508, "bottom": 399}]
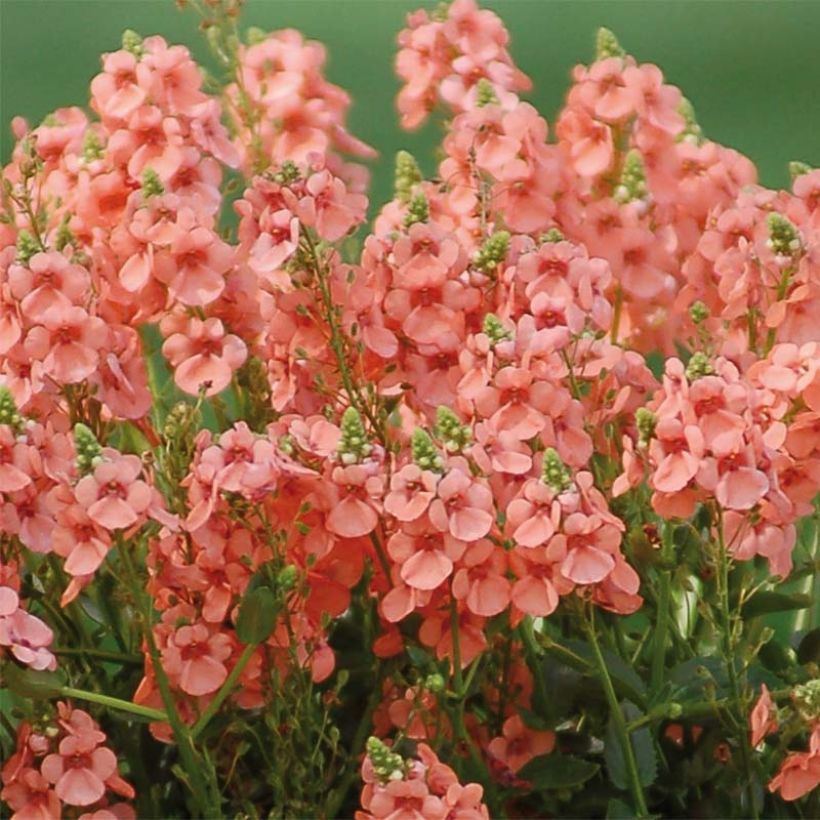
[
  {"left": 1, "top": 703, "right": 134, "bottom": 818},
  {"left": 2, "top": 0, "right": 819, "bottom": 817},
  {"left": 357, "top": 737, "right": 490, "bottom": 819}
]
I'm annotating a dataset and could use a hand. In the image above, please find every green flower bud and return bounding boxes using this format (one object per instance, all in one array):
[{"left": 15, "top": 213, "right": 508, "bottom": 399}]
[
  {"left": 246, "top": 26, "right": 267, "bottom": 45},
  {"left": 473, "top": 230, "right": 510, "bottom": 274},
  {"left": 424, "top": 672, "right": 446, "bottom": 693},
  {"left": 475, "top": 78, "right": 498, "bottom": 107},
  {"left": 767, "top": 212, "right": 802, "bottom": 256},
  {"left": 595, "top": 27, "right": 625, "bottom": 61},
  {"left": 677, "top": 97, "right": 704, "bottom": 145},
  {"left": 614, "top": 149, "right": 647, "bottom": 203},
  {"left": 82, "top": 129, "right": 105, "bottom": 162},
  {"left": 0, "top": 386, "right": 22, "bottom": 430},
  {"left": 394, "top": 150, "right": 422, "bottom": 204},
  {"left": 685, "top": 351, "right": 715, "bottom": 381},
  {"left": 434, "top": 407, "right": 472, "bottom": 453},
  {"left": 121, "top": 29, "right": 144, "bottom": 57},
  {"left": 338, "top": 407, "right": 372, "bottom": 464},
  {"left": 276, "top": 565, "right": 299, "bottom": 592},
  {"left": 793, "top": 679, "right": 820, "bottom": 722},
  {"left": 431, "top": 1, "right": 451, "bottom": 23},
  {"left": 411, "top": 428, "right": 443, "bottom": 473},
  {"left": 541, "top": 447, "right": 572, "bottom": 492},
  {"left": 635, "top": 407, "right": 657, "bottom": 447},
  {"left": 74, "top": 423, "right": 102, "bottom": 476},
  {"left": 482, "top": 313, "right": 513, "bottom": 347},
  {"left": 366, "top": 737, "right": 405, "bottom": 783},
  {"left": 142, "top": 168, "right": 164, "bottom": 198},
  {"left": 789, "top": 161, "right": 812, "bottom": 182},
  {"left": 15, "top": 230, "right": 40, "bottom": 265},
  {"left": 273, "top": 160, "right": 301, "bottom": 185},
  {"left": 540, "top": 227, "right": 565, "bottom": 244},
  {"left": 689, "top": 300, "right": 710, "bottom": 325},
  {"left": 404, "top": 192, "right": 430, "bottom": 227}
]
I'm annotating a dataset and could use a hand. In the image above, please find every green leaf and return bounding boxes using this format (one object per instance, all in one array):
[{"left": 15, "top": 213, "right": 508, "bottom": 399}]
[
  {"left": 235, "top": 586, "right": 277, "bottom": 644},
  {"left": 3, "top": 664, "right": 66, "bottom": 699},
  {"left": 563, "top": 639, "right": 647, "bottom": 707},
  {"left": 798, "top": 628, "right": 820, "bottom": 664},
  {"left": 604, "top": 702, "right": 657, "bottom": 790},
  {"left": 519, "top": 753, "right": 600, "bottom": 791},
  {"left": 741, "top": 591, "right": 812, "bottom": 619},
  {"left": 607, "top": 797, "right": 637, "bottom": 819}
]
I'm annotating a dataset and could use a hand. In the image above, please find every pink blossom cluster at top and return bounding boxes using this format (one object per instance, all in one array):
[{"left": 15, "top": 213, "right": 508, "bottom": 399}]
[{"left": 1, "top": 703, "right": 134, "bottom": 818}]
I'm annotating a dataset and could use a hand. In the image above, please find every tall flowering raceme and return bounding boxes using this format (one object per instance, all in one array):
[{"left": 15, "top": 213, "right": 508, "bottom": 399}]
[{"left": 1, "top": 1, "right": 819, "bottom": 818}]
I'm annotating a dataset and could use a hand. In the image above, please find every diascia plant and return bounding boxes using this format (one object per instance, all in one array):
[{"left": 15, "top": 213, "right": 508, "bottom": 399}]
[{"left": 1, "top": 0, "right": 819, "bottom": 817}]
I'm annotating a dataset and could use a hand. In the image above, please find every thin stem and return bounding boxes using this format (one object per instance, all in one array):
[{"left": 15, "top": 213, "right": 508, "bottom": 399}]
[
  {"left": 60, "top": 686, "right": 167, "bottom": 722},
  {"left": 519, "top": 617, "right": 550, "bottom": 710},
  {"left": 715, "top": 521, "right": 759, "bottom": 820},
  {"left": 190, "top": 642, "right": 256, "bottom": 740},
  {"left": 585, "top": 606, "right": 650, "bottom": 818},
  {"left": 449, "top": 597, "right": 464, "bottom": 694},
  {"left": 52, "top": 647, "right": 143, "bottom": 665},
  {"left": 650, "top": 525, "right": 673, "bottom": 694}
]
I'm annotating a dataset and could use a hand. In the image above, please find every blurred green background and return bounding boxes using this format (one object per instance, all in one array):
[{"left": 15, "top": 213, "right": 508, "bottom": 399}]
[{"left": 1, "top": 0, "right": 819, "bottom": 210}]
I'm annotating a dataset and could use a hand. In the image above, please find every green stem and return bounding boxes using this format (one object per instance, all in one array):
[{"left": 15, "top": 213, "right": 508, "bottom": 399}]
[
  {"left": 368, "top": 531, "right": 392, "bottom": 583},
  {"left": 60, "top": 686, "right": 167, "bottom": 722},
  {"left": 716, "top": 524, "right": 759, "bottom": 820},
  {"left": 585, "top": 607, "right": 650, "bottom": 818},
  {"left": 52, "top": 647, "right": 143, "bottom": 665},
  {"left": 519, "top": 617, "right": 550, "bottom": 710},
  {"left": 190, "top": 642, "right": 256, "bottom": 740},
  {"left": 449, "top": 596, "right": 464, "bottom": 694},
  {"left": 650, "top": 526, "right": 674, "bottom": 694}
]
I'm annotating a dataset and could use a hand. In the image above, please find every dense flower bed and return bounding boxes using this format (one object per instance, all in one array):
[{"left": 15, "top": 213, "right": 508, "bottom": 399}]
[{"left": 1, "top": 1, "right": 819, "bottom": 817}]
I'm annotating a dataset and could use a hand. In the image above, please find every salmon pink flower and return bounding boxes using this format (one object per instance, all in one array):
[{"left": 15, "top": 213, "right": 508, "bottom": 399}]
[
  {"left": 769, "top": 725, "right": 820, "bottom": 801},
  {"left": 161, "top": 622, "right": 233, "bottom": 696},
  {"left": 41, "top": 734, "right": 117, "bottom": 807},
  {"left": 73, "top": 454, "right": 152, "bottom": 531},
  {"left": 488, "top": 714, "right": 555, "bottom": 774},
  {"left": 428, "top": 467, "right": 494, "bottom": 542},
  {"left": 24, "top": 307, "right": 109, "bottom": 385},
  {"left": 162, "top": 317, "right": 248, "bottom": 397},
  {"left": 750, "top": 684, "right": 778, "bottom": 747},
  {"left": 325, "top": 464, "right": 382, "bottom": 539}
]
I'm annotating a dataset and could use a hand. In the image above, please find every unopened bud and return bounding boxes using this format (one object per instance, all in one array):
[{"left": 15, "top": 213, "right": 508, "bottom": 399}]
[
  {"left": 482, "top": 313, "right": 513, "bottom": 346},
  {"left": 0, "top": 386, "right": 22, "bottom": 430},
  {"left": 685, "top": 351, "right": 715, "bottom": 381},
  {"left": 142, "top": 168, "right": 164, "bottom": 198},
  {"left": 541, "top": 448, "right": 573, "bottom": 492},
  {"left": 475, "top": 78, "right": 498, "bottom": 107},
  {"left": 434, "top": 407, "right": 472, "bottom": 453},
  {"left": 767, "top": 212, "right": 802, "bottom": 256},
  {"left": 689, "top": 301, "right": 710, "bottom": 325},
  {"left": 596, "top": 27, "right": 625, "bottom": 61},
  {"left": 73, "top": 423, "right": 102, "bottom": 476},
  {"left": 473, "top": 231, "right": 510, "bottom": 274},
  {"left": 789, "top": 160, "right": 812, "bottom": 181},
  {"left": 411, "top": 428, "right": 443, "bottom": 472},
  {"left": 394, "top": 150, "right": 422, "bottom": 204},
  {"left": 121, "top": 29, "right": 144, "bottom": 57},
  {"left": 338, "top": 407, "right": 372, "bottom": 463},
  {"left": 404, "top": 192, "right": 429, "bottom": 227}
]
